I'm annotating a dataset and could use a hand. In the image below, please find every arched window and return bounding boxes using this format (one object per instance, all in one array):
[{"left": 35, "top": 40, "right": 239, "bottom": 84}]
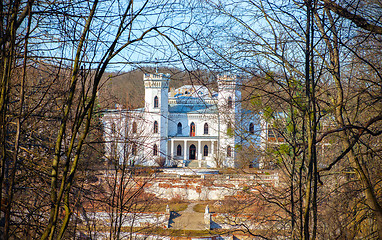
[
  {"left": 177, "top": 122, "right": 182, "bottom": 135},
  {"left": 204, "top": 123, "right": 209, "bottom": 135},
  {"left": 249, "top": 123, "right": 254, "bottom": 134},
  {"left": 132, "top": 122, "right": 137, "bottom": 133},
  {"left": 153, "top": 144, "right": 158, "bottom": 156},
  {"left": 190, "top": 122, "right": 196, "bottom": 136},
  {"left": 228, "top": 96, "right": 233, "bottom": 108},
  {"left": 132, "top": 143, "right": 137, "bottom": 156},
  {"left": 111, "top": 140, "right": 117, "bottom": 159},
  {"left": 203, "top": 145, "right": 208, "bottom": 156},
  {"left": 154, "top": 96, "right": 159, "bottom": 108},
  {"left": 154, "top": 121, "right": 158, "bottom": 133},
  {"left": 177, "top": 144, "right": 182, "bottom": 156},
  {"left": 111, "top": 123, "right": 116, "bottom": 134},
  {"left": 227, "top": 145, "right": 232, "bottom": 157},
  {"left": 268, "top": 128, "right": 275, "bottom": 138},
  {"left": 189, "top": 144, "right": 196, "bottom": 160},
  {"left": 227, "top": 122, "right": 232, "bottom": 134}
]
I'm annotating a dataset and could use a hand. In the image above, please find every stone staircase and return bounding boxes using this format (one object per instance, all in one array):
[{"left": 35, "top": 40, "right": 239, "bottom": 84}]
[
  {"left": 186, "top": 160, "right": 199, "bottom": 168},
  {"left": 170, "top": 212, "right": 205, "bottom": 230},
  {"left": 168, "top": 202, "right": 210, "bottom": 230}
]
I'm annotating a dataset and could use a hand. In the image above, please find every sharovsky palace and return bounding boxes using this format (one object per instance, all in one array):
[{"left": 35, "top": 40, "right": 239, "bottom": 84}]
[{"left": 102, "top": 73, "right": 274, "bottom": 168}]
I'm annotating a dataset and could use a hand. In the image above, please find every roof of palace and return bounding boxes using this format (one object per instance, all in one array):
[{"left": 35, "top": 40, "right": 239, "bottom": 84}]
[
  {"left": 167, "top": 85, "right": 218, "bottom": 114},
  {"left": 170, "top": 85, "right": 217, "bottom": 98},
  {"left": 168, "top": 104, "right": 217, "bottom": 114},
  {"left": 103, "top": 85, "right": 221, "bottom": 115}
]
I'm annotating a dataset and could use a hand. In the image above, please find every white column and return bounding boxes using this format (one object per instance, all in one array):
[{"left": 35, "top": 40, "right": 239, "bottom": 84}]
[
  {"left": 183, "top": 140, "right": 187, "bottom": 167},
  {"left": 165, "top": 139, "right": 169, "bottom": 166},
  {"left": 171, "top": 139, "right": 174, "bottom": 166},
  {"left": 198, "top": 140, "right": 202, "bottom": 167},
  {"left": 211, "top": 140, "right": 215, "bottom": 158},
  {"left": 211, "top": 140, "right": 215, "bottom": 168}
]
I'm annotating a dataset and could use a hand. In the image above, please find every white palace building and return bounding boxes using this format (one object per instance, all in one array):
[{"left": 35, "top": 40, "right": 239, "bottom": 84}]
[{"left": 102, "top": 73, "right": 268, "bottom": 168}]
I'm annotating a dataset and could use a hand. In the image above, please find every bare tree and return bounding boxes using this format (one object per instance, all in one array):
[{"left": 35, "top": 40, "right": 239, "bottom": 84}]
[
  {"left": 185, "top": 0, "right": 382, "bottom": 239},
  {"left": 1, "top": 0, "right": 194, "bottom": 239}
]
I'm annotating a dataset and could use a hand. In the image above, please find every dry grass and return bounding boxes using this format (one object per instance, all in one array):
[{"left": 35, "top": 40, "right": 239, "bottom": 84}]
[
  {"left": 193, "top": 199, "right": 260, "bottom": 214},
  {"left": 193, "top": 201, "right": 222, "bottom": 213},
  {"left": 137, "top": 227, "right": 229, "bottom": 237},
  {"left": 135, "top": 201, "right": 188, "bottom": 212}
]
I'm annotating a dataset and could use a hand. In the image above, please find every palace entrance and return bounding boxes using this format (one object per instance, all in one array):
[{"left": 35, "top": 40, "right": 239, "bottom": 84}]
[{"left": 189, "top": 144, "right": 196, "bottom": 160}]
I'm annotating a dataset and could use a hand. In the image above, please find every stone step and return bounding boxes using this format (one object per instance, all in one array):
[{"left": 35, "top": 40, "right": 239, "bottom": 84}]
[{"left": 186, "top": 160, "right": 199, "bottom": 168}]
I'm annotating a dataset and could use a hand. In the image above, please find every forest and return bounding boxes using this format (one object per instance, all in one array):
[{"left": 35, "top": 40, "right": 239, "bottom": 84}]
[{"left": 1, "top": 0, "right": 381, "bottom": 239}]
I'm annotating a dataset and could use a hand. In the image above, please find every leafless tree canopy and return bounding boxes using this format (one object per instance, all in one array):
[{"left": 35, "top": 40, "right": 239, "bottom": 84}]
[{"left": 0, "top": 0, "right": 381, "bottom": 239}]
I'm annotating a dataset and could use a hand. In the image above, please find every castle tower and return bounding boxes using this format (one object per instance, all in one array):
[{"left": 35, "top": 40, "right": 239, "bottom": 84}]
[
  {"left": 217, "top": 74, "right": 241, "bottom": 167},
  {"left": 217, "top": 74, "right": 241, "bottom": 113},
  {"left": 144, "top": 73, "right": 170, "bottom": 165}
]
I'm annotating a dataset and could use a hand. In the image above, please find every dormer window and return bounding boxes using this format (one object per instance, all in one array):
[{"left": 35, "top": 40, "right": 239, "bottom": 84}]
[
  {"left": 154, "top": 96, "right": 159, "bottom": 108},
  {"left": 228, "top": 96, "right": 233, "bottom": 108}
]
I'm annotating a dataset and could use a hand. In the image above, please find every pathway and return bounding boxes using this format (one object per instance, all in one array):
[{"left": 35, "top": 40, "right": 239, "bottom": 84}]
[{"left": 169, "top": 202, "right": 206, "bottom": 230}]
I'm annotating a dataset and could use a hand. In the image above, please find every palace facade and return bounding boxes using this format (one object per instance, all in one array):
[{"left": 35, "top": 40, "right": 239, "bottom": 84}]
[{"left": 102, "top": 73, "right": 264, "bottom": 168}]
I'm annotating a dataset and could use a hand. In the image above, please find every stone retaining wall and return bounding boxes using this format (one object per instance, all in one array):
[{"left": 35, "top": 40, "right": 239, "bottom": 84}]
[
  {"left": 144, "top": 174, "right": 278, "bottom": 201},
  {"left": 78, "top": 211, "right": 170, "bottom": 228}
]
